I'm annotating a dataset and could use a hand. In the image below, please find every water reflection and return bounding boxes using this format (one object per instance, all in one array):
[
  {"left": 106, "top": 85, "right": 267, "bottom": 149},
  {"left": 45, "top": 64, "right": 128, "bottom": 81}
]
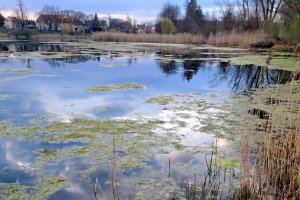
[
  {"left": 0, "top": 41, "right": 296, "bottom": 199},
  {"left": 212, "top": 63, "right": 294, "bottom": 94},
  {"left": 183, "top": 60, "right": 206, "bottom": 81},
  {"left": 0, "top": 42, "right": 64, "bottom": 53}
]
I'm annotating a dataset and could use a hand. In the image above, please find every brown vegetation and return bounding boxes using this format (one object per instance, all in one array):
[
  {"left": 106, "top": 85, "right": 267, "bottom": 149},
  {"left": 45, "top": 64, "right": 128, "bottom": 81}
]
[
  {"left": 92, "top": 31, "right": 267, "bottom": 47},
  {"left": 92, "top": 32, "right": 205, "bottom": 45},
  {"left": 271, "top": 44, "right": 295, "bottom": 52},
  {"left": 207, "top": 31, "right": 267, "bottom": 48},
  {"left": 239, "top": 72, "right": 300, "bottom": 199},
  {"left": 295, "top": 44, "right": 300, "bottom": 57}
]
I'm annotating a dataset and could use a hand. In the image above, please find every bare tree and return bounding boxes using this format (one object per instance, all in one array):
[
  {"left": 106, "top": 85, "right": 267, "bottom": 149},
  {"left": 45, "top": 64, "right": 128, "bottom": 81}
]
[
  {"left": 236, "top": 0, "right": 261, "bottom": 30},
  {"left": 15, "top": 0, "right": 27, "bottom": 29},
  {"left": 281, "top": 0, "right": 300, "bottom": 19},
  {"left": 221, "top": 3, "right": 237, "bottom": 31},
  {"left": 159, "top": 2, "right": 181, "bottom": 24},
  {"left": 257, "top": 0, "right": 284, "bottom": 22},
  {"left": 40, "top": 5, "right": 61, "bottom": 31}
]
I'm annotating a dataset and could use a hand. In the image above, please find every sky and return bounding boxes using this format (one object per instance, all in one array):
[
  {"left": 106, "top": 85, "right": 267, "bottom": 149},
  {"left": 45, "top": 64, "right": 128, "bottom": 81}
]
[{"left": 0, "top": 0, "right": 218, "bottom": 22}]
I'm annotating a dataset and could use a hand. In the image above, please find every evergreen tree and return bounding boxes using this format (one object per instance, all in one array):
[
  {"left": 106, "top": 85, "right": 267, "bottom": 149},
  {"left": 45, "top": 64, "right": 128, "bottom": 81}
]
[
  {"left": 91, "top": 13, "right": 101, "bottom": 32},
  {"left": 185, "top": 0, "right": 205, "bottom": 33},
  {"left": 0, "top": 14, "right": 4, "bottom": 27},
  {"left": 195, "top": 6, "right": 205, "bottom": 27}
]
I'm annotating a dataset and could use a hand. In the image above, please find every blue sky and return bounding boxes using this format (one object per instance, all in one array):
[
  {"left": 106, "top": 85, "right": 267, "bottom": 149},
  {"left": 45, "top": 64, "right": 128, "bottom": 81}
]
[{"left": 1, "top": 0, "right": 218, "bottom": 22}]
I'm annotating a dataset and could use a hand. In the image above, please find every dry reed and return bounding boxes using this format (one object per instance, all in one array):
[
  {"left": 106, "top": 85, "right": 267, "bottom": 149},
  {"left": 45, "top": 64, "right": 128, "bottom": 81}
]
[
  {"left": 92, "top": 32, "right": 205, "bottom": 45},
  {"left": 207, "top": 30, "right": 267, "bottom": 48},
  {"left": 92, "top": 31, "right": 266, "bottom": 47},
  {"left": 239, "top": 62, "right": 300, "bottom": 199}
]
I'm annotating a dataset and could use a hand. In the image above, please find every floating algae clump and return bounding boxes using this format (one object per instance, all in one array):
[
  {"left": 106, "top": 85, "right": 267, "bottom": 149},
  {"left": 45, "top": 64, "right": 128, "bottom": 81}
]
[
  {"left": 145, "top": 95, "right": 174, "bottom": 105},
  {"left": 0, "top": 94, "right": 14, "bottom": 101},
  {"left": 0, "top": 69, "right": 38, "bottom": 73},
  {"left": 227, "top": 55, "right": 299, "bottom": 71},
  {"left": 87, "top": 83, "right": 145, "bottom": 92},
  {"left": 0, "top": 76, "right": 29, "bottom": 83},
  {"left": 10, "top": 118, "right": 172, "bottom": 171},
  {"left": 217, "top": 158, "right": 240, "bottom": 169},
  {"left": 0, "top": 176, "right": 67, "bottom": 200},
  {"left": 0, "top": 183, "right": 29, "bottom": 200},
  {"left": 30, "top": 176, "right": 67, "bottom": 200},
  {"left": 98, "top": 63, "right": 128, "bottom": 68}
]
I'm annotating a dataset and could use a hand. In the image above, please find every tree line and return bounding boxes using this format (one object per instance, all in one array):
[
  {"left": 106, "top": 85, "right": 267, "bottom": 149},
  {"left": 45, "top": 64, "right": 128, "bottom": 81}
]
[
  {"left": 157, "top": 0, "right": 300, "bottom": 42},
  {"left": 1, "top": 0, "right": 299, "bottom": 42}
]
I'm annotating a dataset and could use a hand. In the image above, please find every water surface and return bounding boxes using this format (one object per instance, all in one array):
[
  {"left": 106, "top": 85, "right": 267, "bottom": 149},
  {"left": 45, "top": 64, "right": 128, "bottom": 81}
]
[{"left": 0, "top": 42, "right": 293, "bottom": 199}]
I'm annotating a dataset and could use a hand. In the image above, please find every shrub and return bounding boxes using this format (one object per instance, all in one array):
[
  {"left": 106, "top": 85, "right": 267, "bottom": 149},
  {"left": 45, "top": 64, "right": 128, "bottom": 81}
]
[
  {"left": 263, "top": 21, "right": 280, "bottom": 39},
  {"left": 160, "top": 18, "right": 176, "bottom": 34},
  {"left": 281, "top": 15, "right": 300, "bottom": 43}
]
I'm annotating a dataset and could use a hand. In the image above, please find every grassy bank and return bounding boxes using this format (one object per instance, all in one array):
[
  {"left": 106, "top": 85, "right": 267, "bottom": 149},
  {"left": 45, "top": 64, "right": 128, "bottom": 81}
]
[{"left": 92, "top": 31, "right": 266, "bottom": 47}]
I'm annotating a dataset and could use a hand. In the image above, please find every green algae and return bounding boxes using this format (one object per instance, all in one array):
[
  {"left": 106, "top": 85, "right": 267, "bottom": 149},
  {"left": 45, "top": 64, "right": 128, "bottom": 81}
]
[
  {"left": 145, "top": 95, "right": 174, "bottom": 105},
  {"left": 88, "top": 83, "right": 145, "bottom": 92},
  {"left": 80, "top": 166, "right": 97, "bottom": 176},
  {"left": 29, "top": 117, "right": 46, "bottom": 125},
  {"left": 0, "top": 69, "right": 38, "bottom": 73},
  {"left": 0, "top": 183, "right": 29, "bottom": 200},
  {"left": 31, "top": 176, "right": 67, "bottom": 200},
  {"left": 0, "top": 92, "right": 243, "bottom": 198},
  {"left": 0, "top": 94, "right": 14, "bottom": 101},
  {"left": 217, "top": 158, "right": 240, "bottom": 169},
  {"left": 0, "top": 121, "right": 15, "bottom": 137},
  {"left": 34, "top": 92, "right": 43, "bottom": 97},
  {"left": 227, "top": 55, "right": 300, "bottom": 71},
  {"left": 34, "top": 74, "right": 62, "bottom": 78},
  {"left": 0, "top": 76, "right": 29, "bottom": 83},
  {"left": 7, "top": 118, "right": 170, "bottom": 171},
  {"left": 0, "top": 176, "right": 67, "bottom": 200},
  {"left": 98, "top": 63, "right": 128, "bottom": 68}
]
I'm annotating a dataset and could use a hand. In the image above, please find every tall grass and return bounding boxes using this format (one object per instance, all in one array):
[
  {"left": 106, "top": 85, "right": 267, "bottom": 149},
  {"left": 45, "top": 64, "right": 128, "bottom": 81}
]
[
  {"left": 92, "top": 32, "right": 205, "bottom": 45},
  {"left": 92, "top": 31, "right": 266, "bottom": 47},
  {"left": 207, "top": 30, "right": 267, "bottom": 48},
  {"left": 239, "top": 63, "right": 300, "bottom": 199}
]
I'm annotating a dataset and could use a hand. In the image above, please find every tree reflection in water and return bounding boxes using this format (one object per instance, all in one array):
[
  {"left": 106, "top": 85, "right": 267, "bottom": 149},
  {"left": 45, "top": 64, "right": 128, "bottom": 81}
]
[
  {"left": 183, "top": 60, "right": 206, "bottom": 81},
  {"left": 157, "top": 58, "right": 296, "bottom": 93},
  {"left": 212, "top": 62, "right": 294, "bottom": 94}
]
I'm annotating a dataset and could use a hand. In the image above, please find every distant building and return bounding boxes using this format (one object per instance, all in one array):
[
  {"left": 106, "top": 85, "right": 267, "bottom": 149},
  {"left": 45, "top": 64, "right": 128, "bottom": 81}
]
[
  {"left": 109, "top": 18, "right": 132, "bottom": 33},
  {"left": 36, "top": 14, "right": 84, "bottom": 33},
  {"left": 61, "top": 16, "right": 84, "bottom": 33},
  {"left": 99, "top": 20, "right": 108, "bottom": 31},
  {"left": 4, "top": 17, "right": 19, "bottom": 29},
  {"left": 36, "top": 15, "right": 61, "bottom": 31},
  {"left": 137, "top": 24, "right": 156, "bottom": 34}
]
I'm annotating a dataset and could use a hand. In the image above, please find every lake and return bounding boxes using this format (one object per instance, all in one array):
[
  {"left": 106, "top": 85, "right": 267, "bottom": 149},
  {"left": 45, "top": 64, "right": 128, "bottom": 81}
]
[{"left": 0, "top": 41, "right": 294, "bottom": 199}]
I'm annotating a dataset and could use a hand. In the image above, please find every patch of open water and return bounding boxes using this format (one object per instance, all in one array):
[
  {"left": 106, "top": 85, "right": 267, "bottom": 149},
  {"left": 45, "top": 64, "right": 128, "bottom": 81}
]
[{"left": 0, "top": 42, "right": 294, "bottom": 199}]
